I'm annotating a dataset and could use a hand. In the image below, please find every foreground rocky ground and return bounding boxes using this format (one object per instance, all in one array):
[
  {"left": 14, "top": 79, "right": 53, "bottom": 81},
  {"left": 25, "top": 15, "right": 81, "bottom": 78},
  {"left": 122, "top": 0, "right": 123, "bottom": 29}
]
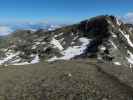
[{"left": 0, "top": 60, "right": 132, "bottom": 100}]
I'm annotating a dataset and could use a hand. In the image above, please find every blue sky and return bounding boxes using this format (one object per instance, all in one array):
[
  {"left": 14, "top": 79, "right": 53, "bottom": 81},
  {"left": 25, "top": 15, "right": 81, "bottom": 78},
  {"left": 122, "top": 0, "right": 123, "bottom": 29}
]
[{"left": 0, "top": 0, "right": 133, "bottom": 24}]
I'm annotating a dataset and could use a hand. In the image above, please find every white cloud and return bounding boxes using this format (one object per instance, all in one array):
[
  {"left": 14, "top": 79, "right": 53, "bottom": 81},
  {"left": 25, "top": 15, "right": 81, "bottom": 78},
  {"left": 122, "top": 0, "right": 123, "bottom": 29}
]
[
  {"left": 0, "top": 26, "right": 13, "bottom": 35},
  {"left": 125, "top": 12, "right": 133, "bottom": 18},
  {"left": 123, "top": 12, "right": 133, "bottom": 23}
]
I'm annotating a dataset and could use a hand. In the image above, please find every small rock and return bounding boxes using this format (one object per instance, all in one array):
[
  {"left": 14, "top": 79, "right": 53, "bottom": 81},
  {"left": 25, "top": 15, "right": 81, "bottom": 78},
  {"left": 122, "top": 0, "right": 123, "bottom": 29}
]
[
  {"left": 68, "top": 73, "right": 72, "bottom": 77},
  {"left": 102, "top": 98, "right": 108, "bottom": 100}
]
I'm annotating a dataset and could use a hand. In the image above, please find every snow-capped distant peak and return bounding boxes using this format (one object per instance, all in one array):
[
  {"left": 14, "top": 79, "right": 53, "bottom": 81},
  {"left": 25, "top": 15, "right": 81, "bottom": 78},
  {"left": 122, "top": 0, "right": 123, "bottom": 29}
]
[{"left": 0, "top": 23, "right": 61, "bottom": 36}]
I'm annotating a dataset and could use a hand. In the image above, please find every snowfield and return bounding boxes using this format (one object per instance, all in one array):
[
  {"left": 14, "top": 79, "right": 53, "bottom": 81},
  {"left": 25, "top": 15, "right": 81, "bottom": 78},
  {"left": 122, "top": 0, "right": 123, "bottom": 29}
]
[
  {"left": 48, "top": 37, "right": 91, "bottom": 61},
  {"left": 13, "top": 54, "right": 40, "bottom": 65},
  {"left": 0, "top": 52, "right": 20, "bottom": 64},
  {"left": 0, "top": 37, "right": 91, "bottom": 65},
  {"left": 0, "top": 50, "right": 40, "bottom": 65}
]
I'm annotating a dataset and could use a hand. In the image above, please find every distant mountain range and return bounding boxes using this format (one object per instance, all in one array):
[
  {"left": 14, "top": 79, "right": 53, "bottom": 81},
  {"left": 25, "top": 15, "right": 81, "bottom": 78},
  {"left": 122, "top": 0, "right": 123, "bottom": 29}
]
[{"left": 0, "top": 23, "right": 61, "bottom": 35}]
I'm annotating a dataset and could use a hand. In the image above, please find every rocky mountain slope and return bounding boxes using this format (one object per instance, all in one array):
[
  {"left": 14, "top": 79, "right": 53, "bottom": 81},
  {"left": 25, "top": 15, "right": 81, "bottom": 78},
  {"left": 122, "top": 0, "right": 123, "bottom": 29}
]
[{"left": 0, "top": 15, "right": 132, "bottom": 67}]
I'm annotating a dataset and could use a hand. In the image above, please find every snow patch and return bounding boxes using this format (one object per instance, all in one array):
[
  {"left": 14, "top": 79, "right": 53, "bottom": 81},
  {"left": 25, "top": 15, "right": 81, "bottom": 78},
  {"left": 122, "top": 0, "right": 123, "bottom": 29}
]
[
  {"left": 32, "top": 45, "right": 37, "bottom": 49},
  {"left": 0, "top": 52, "right": 20, "bottom": 64},
  {"left": 113, "top": 62, "right": 121, "bottom": 65},
  {"left": 107, "top": 20, "right": 115, "bottom": 28},
  {"left": 97, "top": 55, "right": 102, "bottom": 60},
  {"left": 48, "top": 37, "right": 91, "bottom": 61},
  {"left": 126, "top": 50, "right": 133, "bottom": 64},
  {"left": 71, "top": 42, "right": 75, "bottom": 45},
  {"left": 119, "top": 29, "right": 133, "bottom": 48},
  {"left": 13, "top": 62, "right": 30, "bottom": 65},
  {"left": 109, "top": 40, "right": 117, "bottom": 49},
  {"left": 50, "top": 38, "right": 64, "bottom": 50},
  {"left": 73, "top": 36, "right": 78, "bottom": 40},
  {"left": 61, "top": 46, "right": 86, "bottom": 60},
  {"left": 41, "top": 42, "right": 46, "bottom": 45},
  {"left": 54, "top": 32, "right": 64, "bottom": 38},
  {"left": 79, "top": 38, "right": 90, "bottom": 45},
  {"left": 62, "top": 41, "right": 66, "bottom": 45},
  {"left": 110, "top": 32, "right": 117, "bottom": 38},
  {"left": 129, "top": 28, "right": 133, "bottom": 33},
  {"left": 71, "top": 32, "right": 74, "bottom": 36},
  {"left": 11, "top": 58, "right": 21, "bottom": 63},
  {"left": 59, "top": 38, "right": 64, "bottom": 43},
  {"left": 13, "top": 54, "right": 40, "bottom": 65},
  {"left": 47, "top": 56, "right": 58, "bottom": 62},
  {"left": 31, "top": 54, "right": 40, "bottom": 64},
  {"left": 99, "top": 45, "right": 106, "bottom": 51},
  {"left": 116, "top": 18, "right": 121, "bottom": 26},
  {"left": 35, "top": 41, "right": 41, "bottom": 45}
]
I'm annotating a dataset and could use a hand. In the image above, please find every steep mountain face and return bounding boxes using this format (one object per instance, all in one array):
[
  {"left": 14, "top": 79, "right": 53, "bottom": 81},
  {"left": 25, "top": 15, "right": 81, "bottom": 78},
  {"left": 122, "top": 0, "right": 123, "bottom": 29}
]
[{"left": 0, "top": 15, "right": 133, "bottom": 66}]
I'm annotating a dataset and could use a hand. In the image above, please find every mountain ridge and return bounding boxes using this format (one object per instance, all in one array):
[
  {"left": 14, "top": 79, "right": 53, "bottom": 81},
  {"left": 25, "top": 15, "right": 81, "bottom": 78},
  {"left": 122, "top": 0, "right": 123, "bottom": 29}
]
[{"left": 0, "top": 15, "right": 132, "bottom": 67}]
